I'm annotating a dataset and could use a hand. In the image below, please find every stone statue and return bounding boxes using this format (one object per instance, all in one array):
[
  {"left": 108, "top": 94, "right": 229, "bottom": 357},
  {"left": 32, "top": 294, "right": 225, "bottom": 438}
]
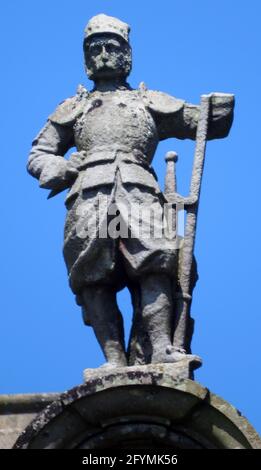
[{"left": 27, "top": 14, "right": 234, "bottom": 369}]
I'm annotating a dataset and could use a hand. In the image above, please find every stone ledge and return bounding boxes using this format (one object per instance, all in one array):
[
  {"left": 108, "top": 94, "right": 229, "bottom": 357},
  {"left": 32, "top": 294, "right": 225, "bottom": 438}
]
[
  {"left": 0, "top": 393, "right": 60, "bottom": 449},
  {"left": 83, "top": 358, "right": 201, "bottom": 383},
  {"left": 0, "top": 393, "right": 60, "bottom": 413}
]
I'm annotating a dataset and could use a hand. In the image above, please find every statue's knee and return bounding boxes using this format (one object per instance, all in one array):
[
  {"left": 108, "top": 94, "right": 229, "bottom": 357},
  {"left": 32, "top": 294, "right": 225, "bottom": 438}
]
[
  {"left": 82, "top": 284, "right": 114, "bottom": 306},
  {"left": 141, "top": 273, "right": 171, "bottom": 295},
  {"left": 82, "top": 286, "right": 96, "bottom": 304}
]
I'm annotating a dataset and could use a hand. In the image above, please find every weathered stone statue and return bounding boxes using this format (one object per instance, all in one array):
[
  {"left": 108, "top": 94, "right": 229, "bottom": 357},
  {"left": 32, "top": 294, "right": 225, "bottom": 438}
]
[{"left": 27, "top": 14, "right": 234, "bottom": 369}]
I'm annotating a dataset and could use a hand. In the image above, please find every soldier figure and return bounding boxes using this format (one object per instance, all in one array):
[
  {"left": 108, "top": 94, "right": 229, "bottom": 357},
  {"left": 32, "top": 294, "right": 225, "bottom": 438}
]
[{"left": 28, "top": 14, "right": 234, "bottom": 368}]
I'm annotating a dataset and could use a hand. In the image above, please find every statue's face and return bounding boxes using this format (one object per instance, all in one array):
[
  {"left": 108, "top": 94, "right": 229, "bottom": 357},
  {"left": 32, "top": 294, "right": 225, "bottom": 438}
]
[{"left": 84, "top": 34, "right": 132, "bottom": 80}]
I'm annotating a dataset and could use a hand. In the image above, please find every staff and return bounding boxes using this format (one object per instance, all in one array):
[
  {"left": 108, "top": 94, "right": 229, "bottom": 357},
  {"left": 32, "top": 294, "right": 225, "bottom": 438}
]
[{"left": 165, "top": 94, "right": 211, "bottom": 354}]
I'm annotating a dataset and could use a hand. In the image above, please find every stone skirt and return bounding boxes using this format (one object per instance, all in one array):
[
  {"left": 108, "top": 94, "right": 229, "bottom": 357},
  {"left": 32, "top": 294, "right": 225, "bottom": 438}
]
[{"left": 63, "top": 175, "right": 177, "bottom": 295}]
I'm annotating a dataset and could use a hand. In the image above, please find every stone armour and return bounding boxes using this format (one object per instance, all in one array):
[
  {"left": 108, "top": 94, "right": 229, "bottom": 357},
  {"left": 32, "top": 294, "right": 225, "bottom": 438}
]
[{"left": 28, "top": 85, "right": 234, "bottom": 296}]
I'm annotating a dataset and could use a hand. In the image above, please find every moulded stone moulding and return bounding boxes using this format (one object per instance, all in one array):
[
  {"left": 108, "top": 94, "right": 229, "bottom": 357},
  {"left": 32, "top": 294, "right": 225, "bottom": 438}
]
[{"left": 13, "top": 365, "right": 261, "bottom": 449}]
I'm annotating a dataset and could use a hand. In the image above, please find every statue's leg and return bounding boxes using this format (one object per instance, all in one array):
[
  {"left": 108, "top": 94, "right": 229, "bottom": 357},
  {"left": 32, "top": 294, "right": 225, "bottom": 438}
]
[
  {"left": 140, "top": 273, "right": 173, "bottom": 363},
  {"left": 127, "top": 282, "right": 152, "bottom": 365},
  {"left": 81, "top": 285, "right": 127, "bottom": 367}
]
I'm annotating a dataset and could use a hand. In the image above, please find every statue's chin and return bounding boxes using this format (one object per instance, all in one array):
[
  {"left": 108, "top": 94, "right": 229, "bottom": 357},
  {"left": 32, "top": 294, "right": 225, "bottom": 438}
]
[{"left": 87, "top": 67, "right": 129, "bottom": 82}]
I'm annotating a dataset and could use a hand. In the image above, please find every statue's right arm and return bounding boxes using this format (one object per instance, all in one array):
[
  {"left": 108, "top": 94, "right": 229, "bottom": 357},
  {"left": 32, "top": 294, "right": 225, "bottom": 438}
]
[
  {"left": 27, "top": 87, "right": 88, "bottom": 191},
  {"left": 144, "top": 90, "right": 234, "bottom": 141},
  {"left": 27, "top": 119, "right": 77, "bottom": 190}
]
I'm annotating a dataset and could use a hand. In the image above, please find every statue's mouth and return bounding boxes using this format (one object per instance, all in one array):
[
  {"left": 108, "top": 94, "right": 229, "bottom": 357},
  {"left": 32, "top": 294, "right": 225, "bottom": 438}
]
[{"left": 98, "top": 64, "right": 116, "bottom": 71}]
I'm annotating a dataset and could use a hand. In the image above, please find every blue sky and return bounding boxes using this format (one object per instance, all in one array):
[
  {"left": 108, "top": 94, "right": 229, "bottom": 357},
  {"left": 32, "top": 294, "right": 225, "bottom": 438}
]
[{"left": 1, "top": 1, "right": 261, "bottom": 435}]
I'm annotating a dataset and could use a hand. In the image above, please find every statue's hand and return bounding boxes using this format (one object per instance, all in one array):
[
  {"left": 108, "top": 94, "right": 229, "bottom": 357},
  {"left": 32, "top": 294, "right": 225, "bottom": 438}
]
[
  {"left": 68, "top": 151, "right": 87, "bottom": 169},
  {"left": 39, "top": 157, "right": 79, "bottom": 190},
  {"left": 204, "top": 92, "right": 235, "bottom": 140},
  {"left": 208, "top": 92, "right": 234, "bottom": 107}
]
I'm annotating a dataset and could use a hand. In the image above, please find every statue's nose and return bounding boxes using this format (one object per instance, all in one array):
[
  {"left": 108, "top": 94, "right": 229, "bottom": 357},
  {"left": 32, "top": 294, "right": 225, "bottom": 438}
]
[{"left": 101, "top": 46, "right": 109, "bottom": 63}]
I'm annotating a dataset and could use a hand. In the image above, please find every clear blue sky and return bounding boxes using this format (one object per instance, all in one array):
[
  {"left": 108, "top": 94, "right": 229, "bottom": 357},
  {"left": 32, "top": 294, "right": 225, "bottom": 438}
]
[{"left": 1, "top": 1, "right": 261, "bottom": 435}]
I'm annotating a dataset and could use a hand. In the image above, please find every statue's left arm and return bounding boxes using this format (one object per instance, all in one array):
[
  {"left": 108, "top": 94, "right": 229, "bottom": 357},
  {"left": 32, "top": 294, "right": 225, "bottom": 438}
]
[{"left": 145, "top": 91, "right": 234, "bottom": 141}]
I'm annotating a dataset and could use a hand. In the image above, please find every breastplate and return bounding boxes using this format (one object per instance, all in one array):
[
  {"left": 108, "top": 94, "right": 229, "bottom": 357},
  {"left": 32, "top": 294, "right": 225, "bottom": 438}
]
[{"left": 73, "top": 90, "right": 158, "bottom": 162}]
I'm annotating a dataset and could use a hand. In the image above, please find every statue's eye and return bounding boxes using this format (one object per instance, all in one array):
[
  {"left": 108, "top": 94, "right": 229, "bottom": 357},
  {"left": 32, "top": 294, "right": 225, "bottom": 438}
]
[
  {"left": 90, "top": 45, "right": 102, "bottom": 56},
  {"left": 106, "top": 43, "right": 120, "bottom": 53}
]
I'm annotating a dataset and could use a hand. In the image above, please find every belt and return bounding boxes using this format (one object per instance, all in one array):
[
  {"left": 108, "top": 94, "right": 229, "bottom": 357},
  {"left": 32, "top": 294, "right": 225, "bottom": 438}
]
[{"left": 69, "top": 148, "right": 154, "bottom": 172}]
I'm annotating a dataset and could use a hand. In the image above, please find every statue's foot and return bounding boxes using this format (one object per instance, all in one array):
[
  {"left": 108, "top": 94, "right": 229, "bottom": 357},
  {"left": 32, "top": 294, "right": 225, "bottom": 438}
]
[{"left": 151, "top": 346, "right": 202, "bottom": 365}]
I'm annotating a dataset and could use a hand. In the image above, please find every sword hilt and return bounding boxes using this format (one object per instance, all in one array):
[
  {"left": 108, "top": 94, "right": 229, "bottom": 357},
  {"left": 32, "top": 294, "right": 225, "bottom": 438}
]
[{"left": 164, "top": 151, "right": 178, "bottom": 196}]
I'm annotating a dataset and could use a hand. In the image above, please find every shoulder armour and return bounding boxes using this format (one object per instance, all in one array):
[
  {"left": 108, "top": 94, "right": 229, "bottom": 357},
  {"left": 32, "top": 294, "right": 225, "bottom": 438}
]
[
  {"left": 49, "top": 84, "right": 89, "bottom": 126},
  {"left": 141, "top": 89, "right": 185, "bottom": 115}
]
